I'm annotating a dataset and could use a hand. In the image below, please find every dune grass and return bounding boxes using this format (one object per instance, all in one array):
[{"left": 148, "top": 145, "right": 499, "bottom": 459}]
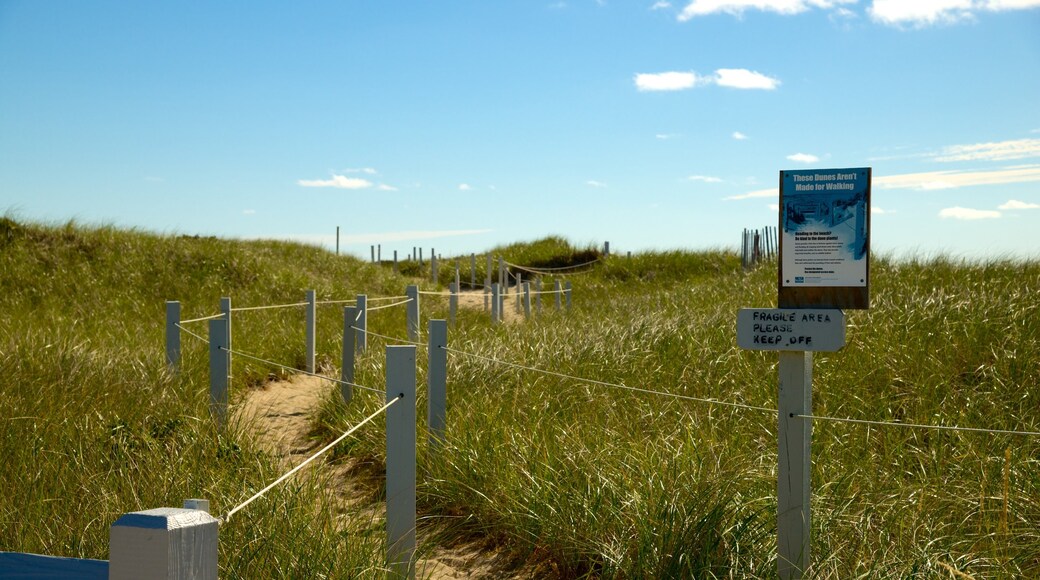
[{"left": 3, "top": 217, "right": 1039, "bottom": 578}]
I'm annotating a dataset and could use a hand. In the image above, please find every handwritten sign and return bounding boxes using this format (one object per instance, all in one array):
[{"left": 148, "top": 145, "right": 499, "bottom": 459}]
[{"left": 737, "top": 308, "right": 845, "bottom": 352}]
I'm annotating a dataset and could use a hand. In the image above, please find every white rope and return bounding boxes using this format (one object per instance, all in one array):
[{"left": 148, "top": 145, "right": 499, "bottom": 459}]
[
  {"left": 229, "top": 305, "right": 305, "bottom": 313},
  {"left": 367, "top": 295, "right": 410, "bottom": 302},
  {"left": 367, "top": 298, "right": 413, "bottom": 312},
  {"left": 793, "top": 413, "right": 1040, "bottom": 438},
  {"left": 179, "top": 313, "right": 225, "bottom": 324},
  {"left": 219, "top": 347, "right": 382, "bottom": 394},
  {"left": 417, "top": 290, "right": 454, "bottom": 296},
  {"left": 220, "top": 395, "right": 402, "bottom": 524},
  {"left": 315, "top": 299, "right": 357, "bottom": 306},
  {"left": 441, "top": 346, "right": 775, "bottom": 414},
  {"left": 175, "top": 323, "right": 209, "bottom": 344},
  {"left": 504, "top": 258, "right": 599, "bottom": 274}
]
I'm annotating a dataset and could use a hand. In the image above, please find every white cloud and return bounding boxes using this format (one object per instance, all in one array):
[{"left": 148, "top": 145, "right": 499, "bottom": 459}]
[
  {"left": 787, "top": 153, "right": 820, "bottom": 163},
  {"left": 998, "top": 199, "right": 1040, "bottom": 210},
  {"left": 768, "top": 203, "right": 780, "bottom": 211},
  {"left": 688, "top": 175, "right": 723, "bottom": 183},
  {"left": 725, "top": 187, "right": 777, "bottom": 200},
  {"left": 875, "top": 165, "right": 1040, "bottom": 190},
  {"left": 939, "top": 207, "right": 1002, "bottom": 220},
  {"left": 733, "top": 131, "right": 749, "bottom": 140},
  {"left": 935, "top": 138, "right": 1040, "bottom": 162},
  {"left": 243, "top": 209, "right": 256, "bottom": 215},
  {"left": 377, "top": 184, "right": 399, "bottom": 191},
  {"left": 458, "top": 183, "right": 473, "bottom": 191},
  {"left": 635, "top": 71, "right": 701, "bottom": 91},
  {"left": 656, "top": 133, "right": 679, "bottom": 139},
  {"left": 298, "top": 175, "right": 373, "bottom": 189},
  {"left": 872, "top": 206, "right": 895, "bottom": 214},
  {"left": 869, "top": 0, "right": 1040, "bottom": 27},
  {"left": 651, "top": 0, "right": 672, "bottom": 8},
  {"left": 714, "top": 68, "right": 780, "bottom": 90},
  {"left": 586, "top": 180, "right": 608, "bottom": 187},
  {"left": 679, "top": 0, "right": 855, "bottom": 20}
]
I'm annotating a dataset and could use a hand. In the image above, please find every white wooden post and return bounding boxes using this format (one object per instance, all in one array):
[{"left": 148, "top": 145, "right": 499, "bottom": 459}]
[
  {"left": 449, "top": 282, "right": 458, "bottom": 326},
  {"left": 219, "top": 297, "right": 231, "bottom": 380},
  {"left": 491, "top": 283, "right": 501, "bottom": 324},
  {"left": 165, "top": 300, "right": 180, "bottom": 372},
  {"left": 405, "top": 285, "right": 420, "bottom": 342},
  {"left": 341, "top": 306, "right": 356, "bottom": 404},
  {"left": 208, "top": 318, "right": 229, "bottom": 430},
  {"left": 522, "top": 282, "right": 531, "bottom": 318},
  {"left": 356, "top": 294, "right": 367, "bottom": 354},
  {"left": 778, "top": 351, "right": 812, "bottom": 579},
  {"left": 565, "top": 281, "right": 572, "bottom": 310},
  {"left": 109, "top": 506, "right": 218, "bottom": 580},
  {"left": 386, "top": 345, "right": 416, "bottom": 578},
  {"left": 305, "top": 289, "right": 316, "bottom": 373},
  {"left": 554, "top": 280, "right": 562, "bottom": 310},
  {"left": 427, "top": 320, "right": 447, "bottom": 449},
  {"left": 534, "top": 278, "right": 542, "bottom": 313}
]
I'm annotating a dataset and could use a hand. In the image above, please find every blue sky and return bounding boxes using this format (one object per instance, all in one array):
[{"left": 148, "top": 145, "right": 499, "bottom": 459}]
[{"left": 1, "top": 0, "right": 1038, "bottom": 259}]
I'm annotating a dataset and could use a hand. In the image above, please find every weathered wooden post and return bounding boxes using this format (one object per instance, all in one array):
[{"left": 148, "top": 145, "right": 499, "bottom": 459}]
[
  {"left": 109, "top": 505, "right": 218, "bottom": 580},
  {"left": 378, "top": 244, "right": 382, "bottom": 262},
  {"left": 604, "top": 241, "right": 610, "bottom": 256},
  {"left": 394, "top": 250, "right": 399, "bottom": 274},
  {"left": 165, "top": 300, "right": 180, "bottom": 372},
  {"left": 554, "top": 280, "right": 562, "bottom": 310},
  {"left": 522, "top": 282, "right": 531, "bottom": 318},
  {"left": 534, "top": 279, "right": 542, "bottom": 313},
  {"left": 336, "top": 226, "right": 340, "bottom": 255},
  {"left": 565, "top": 281, "right": 572, "bottom": 310},
  {"left": 208, "top": 317, "right": 229, "bottom": 430},
  {"left": 470, "top": 253, "right": 477, "bottom": 288},
  {"left": 341, "top": 306, "right": 356, "bottom": 403},
  {"left": 515, "top": 272, "right": 522, "bottom": 314},
  {"left": 778, "top": 351, "right": 812, "bottom": 578},
  {"left": 371, "top": 245, "right": 376, "bottom": 264},
  {"left": 386, "top": 345, "right": 417, "bottom": 579},
  {"left": 305, "top": 289, "right": 316, "bottom": 373},
  {"left": 219, "top": 297, "right": 231, "bottom": 380},
  {"left": 431, "top": 250, "right": 438, "bottom": 282},
  {"left": 419, "top": 247, "right": 423, "bottom": 267},
  {"left": 356, "top": 294, "right": 367, "bottom": 354},
  {"left": 491, "top": 283, "right": 501, "bottom": 324},
  {"left": 405, "top": 285, "right": 420, "bottom": 342},
  {"left": 449, "top": 282, "right": 458, "bottom": 326},
  {"left": 427, "top": 320, "right": 447, "bottom": 449}
]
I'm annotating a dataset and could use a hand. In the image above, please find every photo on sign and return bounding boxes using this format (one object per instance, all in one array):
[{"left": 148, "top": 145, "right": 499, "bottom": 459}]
[{"left": 781, "top": 169, "right": 869, "bottom": 288}]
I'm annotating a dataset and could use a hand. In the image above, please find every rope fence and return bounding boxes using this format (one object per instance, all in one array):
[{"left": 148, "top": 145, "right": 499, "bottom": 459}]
[
  {"left": 220, "top": 346, "right": 383, "bottom": 395},
  {"left": 366, "top": 297, "right": 413, "bottom": 312},
  {"left": 179, "top": 313, "right": 225, "bottom": 324},
  {"left": 230, "top": 301, "right": 309, "bottom": 312}
]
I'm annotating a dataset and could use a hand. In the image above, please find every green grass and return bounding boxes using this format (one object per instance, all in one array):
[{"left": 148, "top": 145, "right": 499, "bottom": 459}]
[{"left": 3, "top": 216, "right": 1039, "bottom": 578}]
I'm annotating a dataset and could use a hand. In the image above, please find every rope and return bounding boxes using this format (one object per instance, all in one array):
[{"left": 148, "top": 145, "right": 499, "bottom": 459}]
[
  {"left": 231, "top": 302, "right": 309, "bottom": 312},
  {"left": 219, "top": 347, "right": 383, "bottom": 394},
  {"left": 350, "top": 326, "right": 426, "bottom": 348},
  {"left": 316, "top": 299, "right": 357, "bottom": 305},
  {"left": 793, "top": 413, "right": 1040, "bottom": 438},
  {"left": 367, "top": 298, "right": 413, "bottom": 312},
  {"left": 175, "top": 323, "right": 209, "bottom": 344},
  {"left": 504, "top": 258, "right": 599, "bottom": 274},
  {"left": 441, "top": 346, "right": 775, "bottom": 414},
  {"left": 367, "top": 295, "right": 410, "bottom": 302},
  {"left": 179, "top": 313, "right": 225, "bottom": 324},
  {"left": 220, "top": 395, "right": 402, "bottom": 524},
  {"left": 417, "top": 291, "right": 454, "bottom": 296}
]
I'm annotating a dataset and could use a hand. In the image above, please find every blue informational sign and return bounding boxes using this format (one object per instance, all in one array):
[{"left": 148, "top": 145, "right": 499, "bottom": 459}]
[{"left": 780, "top": 168, "right": 869, "bottom": 288}]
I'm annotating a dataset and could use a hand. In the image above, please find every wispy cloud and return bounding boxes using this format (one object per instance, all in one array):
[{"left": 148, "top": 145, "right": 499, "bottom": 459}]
[
  {"left": 870, "top": 0, "right": 1040, "bottom": 27},
  {"left": 586, "top": 180, "right": 608, "bottom": 187},
  {"left": 935, "top": 138, "right": 1040, "bottom": 162},
  {"left": 298, "top": 175, "right": 373, "bottom": 189},
  {"left": 875, "top": 165, "right": 1040, "bottom": 190},
  {"left": 656, "top": 133, "right": 680, "bottom": 139},
  {"left": 939, "top": 207, "right": 1001, "bottom": 220},
  {"left": 635, "top": 71, "right": 702, "bottom": 91},
  {"left": 732, "top": 131, "right": 749, "bottom": 140},
  {"left": 787, "top": 153, "right": 820, "bottom": 163},
  {"left": 377, "top": 184, "right": 399, "bottom": 191},
  {"left": 715, "top": 68, "right": 780, "bottom": 90},
  {"left": 635, "top": 69, "right": 779, "bottom": 91},
  {"left": 872, "top": 206, "right": 894, "bottom": 215},
  {"left": 688, "top": 175, "right": 723, "bottom": 183},
  {"left": 458, "top": 183, "right": 473, "bottom": 191},
  {"left": 679, "top": 0, "right": 856, "bottom": 21},
  {"left": 725, "top": 187, "right": 777, "bottom": 200},
  {"left": 999, "top": 199, "right": 1040, "bottom": 210},
  {"left": 650, "top": 0, "right": 672, "bottom": 8},
  {"left": 243, "top": 209, "right": 256, "bottom": 215}
]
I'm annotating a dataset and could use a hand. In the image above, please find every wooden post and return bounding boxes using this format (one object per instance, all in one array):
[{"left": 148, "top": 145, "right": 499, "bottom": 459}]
[
  {"left": 386, "top": 345, "right": 416, "bottom": 578},
  {"left": 565, "top": 281, "right": 572, "bottom": 310},
  {"left": 554, "top": 280, "right": 562, "bottom": 310},
  {"left": 431, "top": 251, "right": 438, "bottom": 283},
  {"left": 778, "top": 351, "right": 812, "bottom": 579},
  {"left": 449, "top": 282, "right": 458, "bottom": 326},
  {"left": 305, "top": 290, "right": 316, "bottom": 373},
  {"left": 336, "top": 226, "right": 340, "bottom": 255},
  {"left": 522, "top": 282, "right": 531, "bottom": 318},
  {"left": 483, "top": 283, "right": 489, "bottom": 312},
  {"left": 341, "top": 306, "right": 356, "bottom": 403},
  {"left": 208, "top": 318, "right": 229, "bottom": 430},
  {"left": 405, "top": 285, "right": 419, "bottom": 342},
  {"left": 165, "top": 300, "right": 180, "bottom": 372},
  {"left": 515, "top": 272, "right": 522, "bottom": 314},
  {"left": 419, "top": 247, "right": 423, "bottom": 267},
  {"left": 485, "top": 254, "right": 492, "bottom": 288},
  {"left": 427, "top": 320, "right": 447, "bottom": 449},
  {"left": 534, "top": 278, "right": 542, "bottom": 313},
  {"left": 394, "top": 250, "right": 399, "bottom": 274},
  {"left": 219, "top": 297, "right": 231, "bottom": 381},
  {"left": 109, "top": 506, "right": 218, "bottom": 580},
  {"left": 491, "top": 283, "right": 501, "bottom": 324},
  {"left": 470, "top": 253, "right": 476, "bottom": 288},
  {"left": 371, "top": 245, "right": 375, "bottom": 263},
  {"left": 356, "top": 294, "right": 367, "bottom": 354},
  {"left": 378, "top": 244, "right": 382, "bottom": 262},
  {"left": 604, "top": 241, "right": 610, "bottom": 256}
]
